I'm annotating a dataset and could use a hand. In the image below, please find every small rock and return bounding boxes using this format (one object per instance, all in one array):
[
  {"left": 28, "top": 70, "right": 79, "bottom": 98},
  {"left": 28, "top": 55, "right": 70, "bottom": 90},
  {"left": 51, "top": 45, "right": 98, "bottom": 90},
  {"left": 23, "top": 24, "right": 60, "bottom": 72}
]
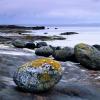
[
  {"left": 74, "top": 43, "right": 100, "bottom": 70},
  {"left": 44, "top": 32, "right": 48, "bottom": 34},
  {"left": 60, "top": 32, "right": 79, "bottom": 35},
  {"left": 13, "top": 58, "right": 62, "bottom": 92},
  {"left": 35, "top": 46, "right": 53, "bottom": 57}
]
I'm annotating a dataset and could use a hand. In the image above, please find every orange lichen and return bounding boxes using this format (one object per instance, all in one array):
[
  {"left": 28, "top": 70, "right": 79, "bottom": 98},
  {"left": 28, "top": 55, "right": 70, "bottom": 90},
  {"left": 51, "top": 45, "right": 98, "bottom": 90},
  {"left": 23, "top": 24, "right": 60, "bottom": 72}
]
[
  {"left": 20, "top": 58, "right": 62, "bottom": 71},
  {"left": 31, "top": 58, "right": 61, "bottom": 71}
]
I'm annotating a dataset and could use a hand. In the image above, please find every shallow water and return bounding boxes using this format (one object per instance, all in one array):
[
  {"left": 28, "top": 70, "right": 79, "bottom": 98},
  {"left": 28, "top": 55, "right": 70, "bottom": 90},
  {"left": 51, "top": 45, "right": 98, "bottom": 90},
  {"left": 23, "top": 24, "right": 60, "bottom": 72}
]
[{"left": 29, "top": 26, "right": 100, "bottom": 47}]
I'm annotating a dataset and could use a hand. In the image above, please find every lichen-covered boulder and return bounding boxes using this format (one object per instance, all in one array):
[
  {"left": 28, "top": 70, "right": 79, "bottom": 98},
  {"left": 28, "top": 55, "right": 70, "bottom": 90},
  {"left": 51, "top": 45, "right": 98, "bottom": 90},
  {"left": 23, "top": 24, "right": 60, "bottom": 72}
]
[
  {"left": 13, "top": 58, "right": 62, "bottom": 92},
  {"left": 35, "top": 46, "right": 53, "bottom": 57},
  {"left": 12, "top": 39, "right": 26, "bottom": 48},
  {"left": 36, "top": 42, "right": 47, "bottom": 48},
  {"left": 74, "top": 43, "right": 100, "bottom": 70},
  {"left": 52, "top": 47, "right": 76, "bottom": 62}
]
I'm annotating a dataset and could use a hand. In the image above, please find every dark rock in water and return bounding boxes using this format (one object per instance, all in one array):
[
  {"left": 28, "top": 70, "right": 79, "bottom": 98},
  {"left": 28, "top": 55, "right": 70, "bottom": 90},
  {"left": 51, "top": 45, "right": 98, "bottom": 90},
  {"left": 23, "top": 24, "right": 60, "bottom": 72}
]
[
  {"left": 44, "top": 32, "right": 48, "bottom": 34},
  {"left": 55, "top": 28, "right": 58, "bottom": 29},
  {"left": 12, "top": 39, "right": 26, "bottom": 48},
  {"left": 13, "top": 58, "right": 62, "bottom": 92},
  {"left": 18, "top": 32, "right": 22, "bottom": 35},
  {"left": 32, "top": 26, "right": 45, "bottom": 30},
  {"left": 74, "top": 43, "right": 100, "bottom": 70},
  {"left": 0, "top": 25, "right": 45, "bottom": 30},
  {"left": 35, "top": 46, "right": 53, "bottom": 57},
  {"left": 36, "top": 42, "right": 48, "bottom": 48},
  {"left": 60, "top": 32, "right": 79, "bottom": 35},
  {"left": 25, "top": 42, "right": 35, "bottom": 49},
  {"left": 0, "top": 25, "right": 32, "bottom": 30},
  {"left": 52, "top": 47, "right": 76, "bottom": 62},
  {"left": 93, "top": 44, "right": 100, "bottom": 51}
]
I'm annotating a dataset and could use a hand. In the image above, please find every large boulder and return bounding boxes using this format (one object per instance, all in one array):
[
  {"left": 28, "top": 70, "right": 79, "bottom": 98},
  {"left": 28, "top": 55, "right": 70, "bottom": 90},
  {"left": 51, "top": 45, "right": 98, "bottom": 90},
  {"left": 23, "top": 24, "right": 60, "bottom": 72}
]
[
  {"left": 12, "top": 39, "right": 26, "bottom": 48},
  {"left": 25, "top": 42, "right": 35, "bottom": 49},
  {"left": 13, "top": 58, "right": 62, "bottom": 92},
  {"left": 36, "top": 42, "right": 48, "bottom": 48},
  {"left": 35, "top": 46, "right": 53, "bottom": 57},
  {"left": 74, "top": 43, "right": 100, "bottom": 70},
  {"left": 52, "top": 47, "right": 76, "bottom": 62}
]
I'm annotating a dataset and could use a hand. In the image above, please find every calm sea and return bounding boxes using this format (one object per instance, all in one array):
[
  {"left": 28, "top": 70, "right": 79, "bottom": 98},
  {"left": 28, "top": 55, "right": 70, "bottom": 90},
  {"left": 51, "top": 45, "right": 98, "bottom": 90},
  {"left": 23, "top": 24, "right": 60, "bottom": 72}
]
[{"left": 31, "top": 26, "right": 100, "bottom": 47}]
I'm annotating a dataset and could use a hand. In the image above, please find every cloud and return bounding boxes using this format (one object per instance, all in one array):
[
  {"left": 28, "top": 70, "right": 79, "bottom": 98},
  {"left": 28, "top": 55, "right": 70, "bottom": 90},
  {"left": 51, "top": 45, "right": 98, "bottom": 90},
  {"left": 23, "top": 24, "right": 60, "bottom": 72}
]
[{"left": 0, "top": 0, "right": 100, "bottom": 24}]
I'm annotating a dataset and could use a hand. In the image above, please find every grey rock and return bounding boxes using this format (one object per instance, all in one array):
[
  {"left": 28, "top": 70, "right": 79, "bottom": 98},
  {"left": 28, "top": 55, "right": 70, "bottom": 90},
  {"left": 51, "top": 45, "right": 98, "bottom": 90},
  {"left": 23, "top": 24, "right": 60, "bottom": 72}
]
[
  {"left": 52, "top": 47, "right": 77, "bottom": 62},
  {"left": 35, "top": 46, "right": 53, "bottom": 57},
  {"left": 12, "top": 39, "right": 26, "bottom": 48},
  {"left": 74, "top": 43, "right": 100, "bottom": 70}
]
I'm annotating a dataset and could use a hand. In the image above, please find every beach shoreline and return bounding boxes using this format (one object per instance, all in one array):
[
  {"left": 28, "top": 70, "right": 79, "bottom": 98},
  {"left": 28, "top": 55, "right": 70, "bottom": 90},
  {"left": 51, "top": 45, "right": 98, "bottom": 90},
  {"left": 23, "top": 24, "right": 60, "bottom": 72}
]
[{"left": 0, "top": 25, "right": 100, "bottom": 100}]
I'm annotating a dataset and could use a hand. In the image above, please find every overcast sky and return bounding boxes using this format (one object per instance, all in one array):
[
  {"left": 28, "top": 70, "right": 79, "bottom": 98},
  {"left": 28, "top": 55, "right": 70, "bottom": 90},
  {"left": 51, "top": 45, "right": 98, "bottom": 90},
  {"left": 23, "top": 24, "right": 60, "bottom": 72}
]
[{"left": 0, "top": 0, "right": 100, "bottom": 25}]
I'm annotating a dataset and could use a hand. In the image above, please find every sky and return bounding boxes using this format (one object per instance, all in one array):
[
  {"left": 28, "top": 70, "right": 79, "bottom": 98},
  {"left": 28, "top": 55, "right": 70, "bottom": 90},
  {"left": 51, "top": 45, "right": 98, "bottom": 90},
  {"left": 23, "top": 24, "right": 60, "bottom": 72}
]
[{"left": 0, "top": 0, "right": 100, "bottom": 25}]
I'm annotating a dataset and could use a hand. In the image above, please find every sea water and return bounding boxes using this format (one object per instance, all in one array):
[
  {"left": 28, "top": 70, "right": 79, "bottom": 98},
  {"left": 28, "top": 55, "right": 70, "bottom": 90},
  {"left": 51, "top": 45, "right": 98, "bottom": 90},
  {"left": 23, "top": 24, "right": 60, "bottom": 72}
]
[{"left": 31, "top": 26, "right": 100, "bottom": 47}]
